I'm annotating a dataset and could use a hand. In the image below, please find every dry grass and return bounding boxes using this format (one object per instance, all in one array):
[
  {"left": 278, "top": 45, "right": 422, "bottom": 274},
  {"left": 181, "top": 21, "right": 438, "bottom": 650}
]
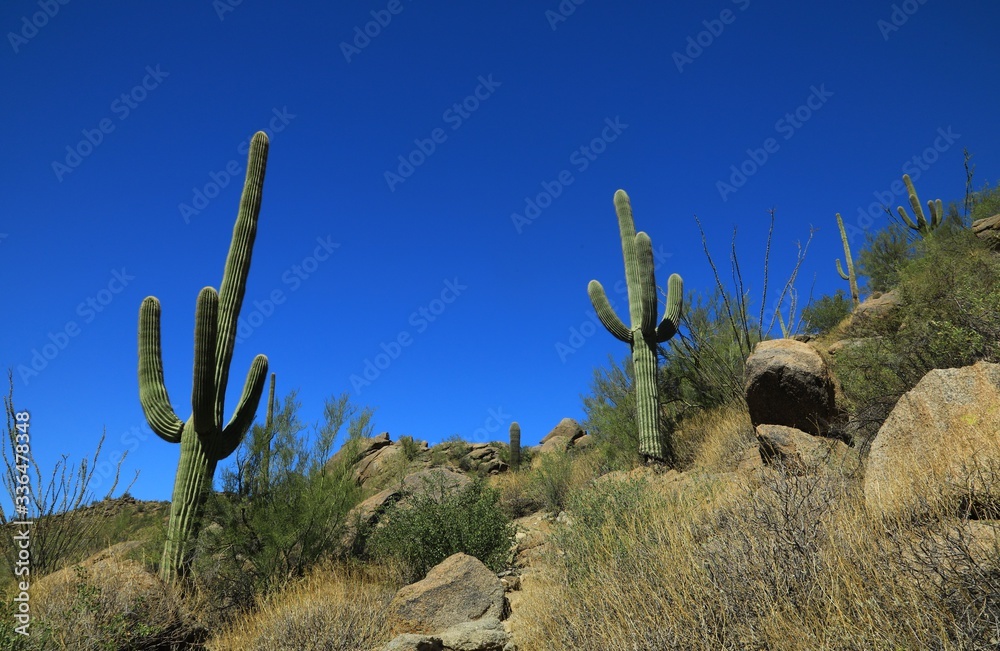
[
  {"left": 207, "top": 561, "right": 403, "bottom": 651},
  {"left": 509, "top": 457, "right": 1000, "bottom": 650},
  {"left": 675, "top": 404, "right": 757, "bottom": 472}
]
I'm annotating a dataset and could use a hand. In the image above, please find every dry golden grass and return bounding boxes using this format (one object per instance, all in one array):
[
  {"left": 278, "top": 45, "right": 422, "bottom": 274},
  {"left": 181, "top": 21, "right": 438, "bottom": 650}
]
[
  {"left": 207, "top": 561, "right": 403, "bottom": 651},
  {"left": 674, "top": 404, "right": 757, "bottom": 472},
  {"left": 509, "top": 456, "right": 1000, "bottom": 651}
]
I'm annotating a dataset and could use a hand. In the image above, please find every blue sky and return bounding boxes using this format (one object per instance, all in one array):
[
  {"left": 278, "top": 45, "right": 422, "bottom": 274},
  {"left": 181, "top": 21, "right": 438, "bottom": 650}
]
[{"left": 3, "top": 1, "right": 999, "bottom": 503}]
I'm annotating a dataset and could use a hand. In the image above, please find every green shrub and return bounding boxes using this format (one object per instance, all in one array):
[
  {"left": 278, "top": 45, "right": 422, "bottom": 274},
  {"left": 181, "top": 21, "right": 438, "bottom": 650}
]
[
  {"left": 364, "top": 477, "right": 515, "bottom": 583},
  {"left": 836, "top": 228, "right": 1000, "bottom": 449},
  {"left": 800, "top": 289, "right": 852, "bottom": 334},
  {"left": 192, "top": 392, "right": 371, "bottom": 625},
  {"left": 971, "top": 180, "right": 1000, "bottom": 223},
  {"left": 397, "top": 435, "right": 422, "bottom": 462},
  {"left": 856, "top": 222, "right": 917, "bottom": 293},
  {"left": 530, "top": 450, "right": 575, "bottom": 514}
]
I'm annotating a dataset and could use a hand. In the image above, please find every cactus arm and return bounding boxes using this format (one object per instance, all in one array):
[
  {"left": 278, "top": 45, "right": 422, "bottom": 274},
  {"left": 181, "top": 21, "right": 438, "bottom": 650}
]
[
  {"left": 656, "top": 273, "right": 683, "bottom": 343},
  {"left": 219, "top": 354, "right": 269, "bottom": 459},
  {"left": 138, "top": 297, "right": 184, "bottom": 444},
  {"left": 192, "top": 288, "right": 219, "bottom": 436},
  {"left": 835, "top": 259, "right": 849, "bottom": 280},
  {"left": 635, "top": 232, "right": 659, "bottom": 334},
  {"left": 897, "top": 174, "right": 944, "bottom": 237},
  {"left": 588, "top": 280, "right": 632, "bottom": 343},
  {"left": 215, "top": 132, "right": 269, "bottom": 421}
]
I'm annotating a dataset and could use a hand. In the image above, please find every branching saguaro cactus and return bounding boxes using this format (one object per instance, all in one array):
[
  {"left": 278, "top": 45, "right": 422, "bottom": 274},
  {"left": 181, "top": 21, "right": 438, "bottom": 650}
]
[
  {"left": 588, "top": 189, "right": 683, "bottom": 464},
  {"left": 897, "top": 173, "right": 943, "bottom": 237},
  {"left": 835, "top": 213, "right": 860, "bottom": 308},
  {"left": 509, "top": 422, "right": 520, "bottom": 471},
  {"left": 138, "top": 132, "right": 270, "bottom": 584}
]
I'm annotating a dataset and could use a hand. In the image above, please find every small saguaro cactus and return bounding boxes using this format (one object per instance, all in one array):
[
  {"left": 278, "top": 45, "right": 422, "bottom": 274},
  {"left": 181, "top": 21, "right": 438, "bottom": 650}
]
[
  {"left": 509, "top": 422, "right": 521, "bottom": 471},
  {"left": 897, "top": 173, "right": 944, "bottom": 237},
  {"left": 588, "top": 189, "right": 683, "bottom": 464},
  {"left": 835, "top": 213, "right": 860, "bottom": 309},
  {"left": 138, "top": 132, "right": 271, "bottom": 584}
]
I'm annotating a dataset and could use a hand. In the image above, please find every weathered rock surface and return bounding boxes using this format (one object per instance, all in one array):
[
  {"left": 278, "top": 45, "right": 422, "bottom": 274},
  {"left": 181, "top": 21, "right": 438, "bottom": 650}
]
[
  {"left": 387, "top": 553, "right": 507, "bottom": 635},
  {"left": 744, "top": 338, "right": 837, "bottom": 435},
  {"left": 755, "top": 424, "right": 850, "bottom": 472},
  {"left": 973, "top": 213, "right": 1000, "bottom": 250},
  {"left": 865, "top": 361, "right": 1000, "bottom": 517},
  {"left": 540, "top": 417, "right": 585, "bottom": 444}
]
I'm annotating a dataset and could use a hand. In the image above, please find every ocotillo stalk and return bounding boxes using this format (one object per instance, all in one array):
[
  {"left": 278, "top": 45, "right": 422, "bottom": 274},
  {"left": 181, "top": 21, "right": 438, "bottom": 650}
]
[
  {"left": 835, "top": 213, "right": 860, "bottom": 309},
  {"left": 897, "top": 174, "right": 943, "bottom": 237},
  {"left": 138, "top": 132, "right": 270, "bottom": 584},
  {"left": 588, "top": 189, "right": 683, "bottom": 464},
  {"left": 509, "top": 422, "right": 521, "bottom": 472}
]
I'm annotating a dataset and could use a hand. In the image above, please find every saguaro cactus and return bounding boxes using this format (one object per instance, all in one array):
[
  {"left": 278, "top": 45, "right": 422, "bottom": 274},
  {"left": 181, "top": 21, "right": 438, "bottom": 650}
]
[
  {"left": 835, "top": 213, "right": 860, "bottom": 309},
  {"left": 138, "top": 132, "right": 271, "bottom": 584},
  {"left": 897, "top": 173, "right": 943, "bottom": 237},
  {"left": 509, "top": 422, "right": 521, "bottom": 471},
  {"left": 588, "top": 189, "right": 683, "bottom": 463}
]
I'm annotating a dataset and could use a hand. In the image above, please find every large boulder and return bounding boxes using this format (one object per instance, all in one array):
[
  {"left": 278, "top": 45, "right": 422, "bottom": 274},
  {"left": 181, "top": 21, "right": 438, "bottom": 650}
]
[
  {"left": 755, "top": 424, "right": 850, "bottom": 472},
  {"left": 387, "top": 553, "right": 507, "bottom": 635},
  {"left": 540, "top": 418, "right": 585, "bottom": 444},
  {"left": 865, "top": 361, "right": 1000, "bottom": 517},
  {"left": 744, "top": 339, "right": 837, "bottom": 435}
]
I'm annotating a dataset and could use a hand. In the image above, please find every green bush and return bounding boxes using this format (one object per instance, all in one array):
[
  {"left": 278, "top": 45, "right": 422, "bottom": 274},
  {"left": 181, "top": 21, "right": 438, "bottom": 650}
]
[
  {"left": 856, "top": 222, "right": 916, "bottom": 293},
  {"left": 971, "top": 181, "right": 1000, "bottom": 223},
  {"left": 364, "top": 477, "right": 515, "bottom": 583},
  {"left": 530, "top": 450, "right": 575, "bottom": 513},
  {"left": 397, "top": 435, "right": 422, "bottom": 462},
  {"left": 800, "top": 289, "right": 852, "bottom": 335},
  {"left": 192, "top": 392, "right": 372, "bottom": 625},
  {"left": 835, "top": 228, "right": 1000, "bottom": 449}
]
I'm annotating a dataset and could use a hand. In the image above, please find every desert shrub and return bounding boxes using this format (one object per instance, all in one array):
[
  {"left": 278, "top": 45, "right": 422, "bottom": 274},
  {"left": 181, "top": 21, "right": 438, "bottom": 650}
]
[
  {"left": 491, "top": 469, "right": 545, "bottom": 520},
  {"left": 11, "top": 556, "right": 198, "bottom": 651},
  {"left": 364, "top": 477, "right": 515, "bottom": 582},
  {"left": 0, "top": 372, "right": 133, "bottom": 590},
  {"left": 191, "top": 392, "right": 371, "bottom": 626},
  {"left": 582, "top": 355, "right": 641, "bottom": 472},
  {"left": 207, "top": 561, "right": 399, "bottom": 651},
  {"left": 856, "top": 221, "right": 916, "bottom": 293},
  {"left": 836, "top": 228, "right": 1000, "bottom": 448},
  {"left": 799, "top": 289, "right": 852, "bottom": 335},
  {"left": 397, "top": 435, "right": 421, "bottom": 462},
  {"left": 971, "top": 180, "right": 1000, "bottom": 223},
  {"left": 530, "top": 450, "right": 575, "bottom": 514}
]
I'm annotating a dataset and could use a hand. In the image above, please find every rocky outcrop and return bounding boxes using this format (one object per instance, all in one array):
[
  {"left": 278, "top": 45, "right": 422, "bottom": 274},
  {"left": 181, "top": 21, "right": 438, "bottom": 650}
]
[
  {"left": 386, "top": 553, "right": 508, "bottom": 636},
  {"left": 865, "top": 361, "right": 1000, "bottom": 518},
  {"left": 744, "top": 339, "right": 837, "bottom": 436},
  {"left": 972, "top": 213, "right": 1000, "bottom": 250}
]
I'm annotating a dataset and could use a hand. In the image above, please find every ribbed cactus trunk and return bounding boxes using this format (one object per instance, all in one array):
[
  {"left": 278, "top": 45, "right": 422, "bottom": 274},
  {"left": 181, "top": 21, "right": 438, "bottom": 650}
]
[
  {"left": 138, "top": 132, "right": 271, "bottom": 584},
  {"left": 835, "top": 213, "right": 860, "bottom": 309},
  {"left": 509, "top": 422, "right": 521, "bottom": 471},
  {"left": 588, "top": 190, "right": 683, "bottom": 464}
]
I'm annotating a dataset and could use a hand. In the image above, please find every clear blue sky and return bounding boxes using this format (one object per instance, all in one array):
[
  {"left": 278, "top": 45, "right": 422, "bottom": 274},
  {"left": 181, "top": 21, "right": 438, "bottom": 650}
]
[{"left": 3, "top": 1, "right": 999, "bottom": 503}]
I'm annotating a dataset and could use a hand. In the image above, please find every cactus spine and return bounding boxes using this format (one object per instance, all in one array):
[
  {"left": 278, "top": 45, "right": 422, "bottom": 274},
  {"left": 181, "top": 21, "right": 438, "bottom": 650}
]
[
  {"left": 897, "top": 173, "right": 943, "bottom": 237},
  {"left": 835, "top": 213, "right": 860, "bottom": 308},
  {"left": 509, "top": 422, "right": 521, "bottom": 471},
  {"left": 138, "top": 132, "right": 271, "bottom": 584},
  {"left": 588, "top": 189, "right": 683, "bottom": 464}
]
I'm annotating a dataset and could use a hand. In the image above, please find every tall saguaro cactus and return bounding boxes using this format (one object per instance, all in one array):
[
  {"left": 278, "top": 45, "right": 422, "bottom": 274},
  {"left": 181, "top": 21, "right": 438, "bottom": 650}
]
[
  {"left": 138, "top": 132, "right": 271, "bottom": 584},
  {"left": 835, "top": 213, "right": 860, "bottom": 309},
  {"left": 897, "top": 173, "right": 943, "bottom": 237},
  {"left": 588, "top": 189, "right": 683, "bottom": 464},
  {"left": 509, "top": 422, "right": 521, "bottom": 472}
]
